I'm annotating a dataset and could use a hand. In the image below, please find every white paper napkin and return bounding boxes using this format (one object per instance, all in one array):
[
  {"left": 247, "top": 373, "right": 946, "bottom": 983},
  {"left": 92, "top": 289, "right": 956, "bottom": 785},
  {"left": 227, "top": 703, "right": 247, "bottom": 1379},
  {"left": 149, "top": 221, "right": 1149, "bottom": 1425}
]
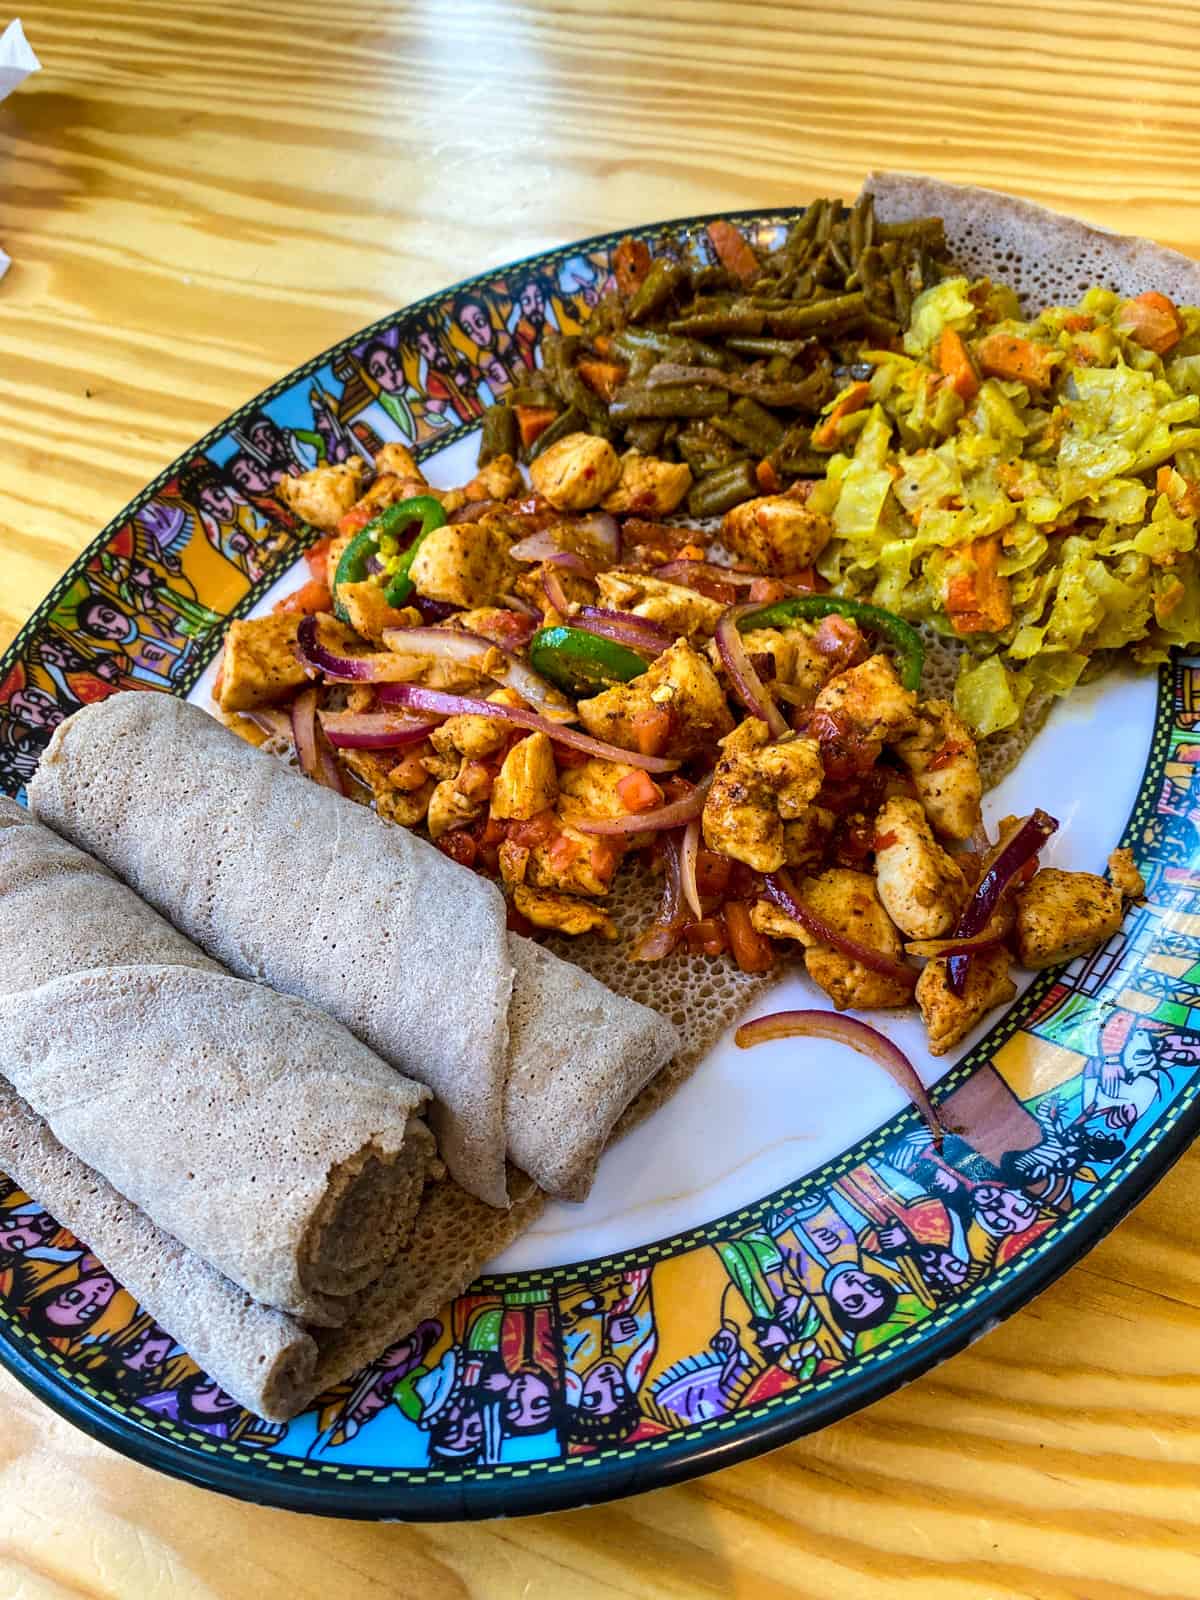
[{"left": 1, "top": 20, "right": 42, "bottom": 282}]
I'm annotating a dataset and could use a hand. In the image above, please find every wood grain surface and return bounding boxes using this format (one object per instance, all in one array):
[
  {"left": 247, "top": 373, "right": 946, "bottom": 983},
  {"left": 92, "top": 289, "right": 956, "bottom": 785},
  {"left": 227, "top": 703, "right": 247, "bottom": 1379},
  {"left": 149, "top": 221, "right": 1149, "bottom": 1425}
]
[{"left": 3, "top": 1, "right": 1200, "bottom": 1594}]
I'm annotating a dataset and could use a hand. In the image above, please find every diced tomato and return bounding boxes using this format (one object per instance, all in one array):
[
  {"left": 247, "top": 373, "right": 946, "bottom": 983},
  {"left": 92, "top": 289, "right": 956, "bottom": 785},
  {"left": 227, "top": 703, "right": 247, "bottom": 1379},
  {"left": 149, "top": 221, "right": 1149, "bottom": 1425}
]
[
  {"left": 683, "top": 915, "right": 728, "bottom": 956},
  {"left": 506, "top": 903, "right": 534, "bottom": 935},
  {"left": 305, "top": 536, "right": 335, "bottom": 586},
  {"left": 437, "top": 830, "right": 478, "bottom": 868},
  {"left": 631, "top": 706, "right": 672, "bottom": 758},
  {"left": 694, "top": 848, "right": 733, "bottom": 899},
  {"left": 547, "top": 832, "right": 582, "bottom": 873},
  {"left": 836, "top": 814, "right": 877, "bottom": 868},
  {"left": 588, "top": 835, "right": 624, "bottom": 882},
  {"left": 748, "top": 577, "right": 789, "bottom": 605},
  {"left": 553, "top": 741, "right": 591, "bottom": 769},
  {"left": 274, "top": 578, "right": 333, "bottom": 616},
  {"left": 616, "top": 769, "right": 662, "bottom": 812},
  {"left": 810, "top": 708, "right": 881, "bottom": 782},
  {"left": 927, "top": 740, "right": 968, "bottom": 773},
  {"left": 723, "top": 901, "right": 776, "bottom": 974},
  {"left": 508, "top": 809, "right": 559, "bottom": 849},
  {"left": 726, "top": 861, "right": 766, "bottom": 900},
  {"left": 1117, "top": 291, "right": 1185, "bottom": 355},
  {"left": 390, "top": 745, "right": 434, "bottom": 792},
  {"left": 873, "top": 829, "right": 899, "bottom": 852},
  {"left": 812, "top": 613, "right": 868, "bottom": 672},
  {"left": 336, "top": 502, "right": 376, "bottom": 538}
]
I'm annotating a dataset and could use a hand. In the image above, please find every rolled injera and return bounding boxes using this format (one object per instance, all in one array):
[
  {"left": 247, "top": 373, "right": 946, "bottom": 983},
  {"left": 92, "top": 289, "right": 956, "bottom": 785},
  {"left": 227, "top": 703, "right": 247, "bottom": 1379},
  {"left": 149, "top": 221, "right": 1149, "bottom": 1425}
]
[
  {"left": 30, "top": 692, "right": 680, "bottom": 1206},
  {"left": 0, "top": 799, "right": 436, "bottom": 1327}
]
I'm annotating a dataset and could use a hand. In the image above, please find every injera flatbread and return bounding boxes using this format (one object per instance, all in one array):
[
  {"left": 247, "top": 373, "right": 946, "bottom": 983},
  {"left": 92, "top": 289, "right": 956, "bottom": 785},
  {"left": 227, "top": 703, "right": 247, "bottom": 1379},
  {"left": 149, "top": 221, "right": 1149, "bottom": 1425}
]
[
  {"left": 0, "top": 799, "right": 436, "bottom": 1325},
  {"left": 29, "top": 693, "right": 680, "bottom": 1206}
]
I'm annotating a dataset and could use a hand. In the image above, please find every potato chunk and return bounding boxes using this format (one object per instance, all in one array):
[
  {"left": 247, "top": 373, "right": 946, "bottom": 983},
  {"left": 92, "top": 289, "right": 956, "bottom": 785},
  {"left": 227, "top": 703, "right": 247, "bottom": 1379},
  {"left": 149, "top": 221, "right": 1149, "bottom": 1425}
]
[
  {"left": 916, "top": 948, "right": 1016, "bottom": 1056},
  {"left": 874, "top": 796, "right": 969, "bottom": 940},
  {"left": 1014, "top": 868, "right": 1124, "bottom": 969},
  {"left": 529, "top": 432, "right": 622, "bottom": 510}
]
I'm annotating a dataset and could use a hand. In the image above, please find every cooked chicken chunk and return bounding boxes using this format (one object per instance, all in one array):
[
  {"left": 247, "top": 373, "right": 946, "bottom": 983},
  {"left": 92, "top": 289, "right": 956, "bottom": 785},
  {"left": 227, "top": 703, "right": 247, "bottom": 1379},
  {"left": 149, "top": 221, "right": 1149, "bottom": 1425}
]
[
  {"left": 336, "top": 581, "right": 417, "bottom": 646},
  {"left": 916, "top": 948, "right": 1016, "bottom": 1056},
  {"left": 1014, "top": 868, "right": 1124, "bottom": 969},
  {"left": 728, "top": 625, "right": 846, "bottom": 707},
  {"left": 784, "top": 806, "right": 835, "bottom": 871},
  {"left": 751, "top": 866, "right": 911, "bottom": 1009},
  {"left": 577, "top": 639, "right": 734, "bottom": 761},
  {"left": 558, "top": 757, "right": 660, "bottom": 823},
  {"left": 601, "top": 451, "right": 693, "bottom": 516},
  {"left": 702, "top": 720, "right": 824, "bottom": 873},
  {"left": 374, "top": 443, "right": 426, "bottom": 482},
  {"left": 596, "top": 570, "right": 725, "bottom": 638},
  {"left": 513, "top": 884, "right": 617, "bottom": 940},
  {"left": 218, "top": 612, "right": 356, "bottom": 713},
  {"left": 431, "top": 689, "right": 522, "bottom": 761},
  {"left": 721, "top": 496, "right": 834, "bottom": 573},
  {"left": 529, "top": 432, "right": 622, "bottom": 511},
  {"left": 505, "top": 823, "right": 623, "bottom": 899},
  {"left": 276, "top": 458, "right": 366, "bottom": 530},
  {"left": 894, "top": 699, "right": 982, "bottom": 842},
  {"left": 341, "top": 747, "right": 434, "bottom": 827},
  {"left": 874, "top": 796, "right": 969, "bottom": 940},
  {"left": 464, "top": 453, "right": 523, "bottom": 502},
  {"left": 426, "top": 777, "right": 483, "bottom": 840},
  {"left": 1107, "top": 847, "right": 1145, "bottom": 899},
  {"left": 491, "top": 732, "right": 559, "bottom": 821},
  {"left": 407, "top": 516, "right": 519, "bottom": 609},
  {"left": 813, "top": 653, "right": 918, "bottom": 745}
]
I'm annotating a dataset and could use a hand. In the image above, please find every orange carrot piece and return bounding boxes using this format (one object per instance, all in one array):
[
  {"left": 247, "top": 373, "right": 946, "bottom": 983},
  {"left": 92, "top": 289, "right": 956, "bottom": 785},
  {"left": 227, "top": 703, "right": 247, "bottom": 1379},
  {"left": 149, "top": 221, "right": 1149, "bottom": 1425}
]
[
  {"left": 723, "top": 902, "right": 776, "bottom": 974},
  {"left": 576, "top": 357, "right": 627, "bottom": 403},
  {"left": 944, "top": 537, "right": 1012, "bottom": 635},
  {"left": 935, "top": 327, "right": 979, "bottom": 401},
  {"left": 514, "top": 404, "right": 559, "bottom": 450},
  {"left": 756, "top": 457, "right": 782, "bottom": 494},
  {"left": 1117, "top": 290, "right": 1185, "bottom": 355},
  {"left": 631, "top": 705, "right": 672, "bottom": 757},
  {"left": 812, "top": 381, "right": 872, "bottom": 450},
  {"left": 706, "top": 220, "right": 760, "bottom": 285},
  {"left": 974, "top": 332, "right": 1058, "bottom": 389},
  {"left": 614, "top": 236, "right": 653, "bottom": 296},
  {"left": 616, "top": 769, "right": 662, "bottom": 813}
]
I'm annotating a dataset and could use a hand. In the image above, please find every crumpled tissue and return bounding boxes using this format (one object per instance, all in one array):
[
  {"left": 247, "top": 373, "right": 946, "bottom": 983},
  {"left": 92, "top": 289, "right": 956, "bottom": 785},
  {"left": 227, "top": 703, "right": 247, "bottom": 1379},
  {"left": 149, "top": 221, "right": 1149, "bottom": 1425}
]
[{"left": 0, "top": 20, "right": 42, "bottom": 282}]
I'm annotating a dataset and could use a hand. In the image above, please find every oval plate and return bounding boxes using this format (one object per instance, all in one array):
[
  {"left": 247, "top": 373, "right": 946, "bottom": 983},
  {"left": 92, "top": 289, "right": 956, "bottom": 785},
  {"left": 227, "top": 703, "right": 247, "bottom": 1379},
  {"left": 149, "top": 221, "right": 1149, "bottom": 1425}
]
[{"left": 2, "top": 210, "right": 1199, "bottom": 1521}]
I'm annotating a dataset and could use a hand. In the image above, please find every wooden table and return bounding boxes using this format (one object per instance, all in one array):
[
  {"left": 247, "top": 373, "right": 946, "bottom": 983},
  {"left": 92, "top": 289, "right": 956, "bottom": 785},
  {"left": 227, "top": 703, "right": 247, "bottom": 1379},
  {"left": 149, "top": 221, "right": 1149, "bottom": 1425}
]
[{"left": 3, "top": 2, "right": 1200, "bottom": 1594}]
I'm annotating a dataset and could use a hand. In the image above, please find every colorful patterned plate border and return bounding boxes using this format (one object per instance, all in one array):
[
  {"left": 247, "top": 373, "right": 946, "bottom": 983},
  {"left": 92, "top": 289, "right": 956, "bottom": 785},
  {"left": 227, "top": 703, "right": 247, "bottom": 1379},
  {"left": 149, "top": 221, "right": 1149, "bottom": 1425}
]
[{"left": 2, "top": 210, "right": 1199, "bottom": 1521}]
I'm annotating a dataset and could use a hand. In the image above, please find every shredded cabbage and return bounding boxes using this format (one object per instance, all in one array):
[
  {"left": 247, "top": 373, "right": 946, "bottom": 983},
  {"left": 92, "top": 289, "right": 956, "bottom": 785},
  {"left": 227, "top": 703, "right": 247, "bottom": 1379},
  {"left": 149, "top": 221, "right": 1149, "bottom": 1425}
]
[{"left": 816, "top": 276, "right": 1200, "bottom": 735}]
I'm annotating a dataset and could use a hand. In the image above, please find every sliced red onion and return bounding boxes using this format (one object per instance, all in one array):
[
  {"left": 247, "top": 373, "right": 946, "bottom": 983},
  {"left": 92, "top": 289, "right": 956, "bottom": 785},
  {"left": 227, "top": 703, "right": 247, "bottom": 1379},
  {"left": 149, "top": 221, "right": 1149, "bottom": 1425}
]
[
  {"left": 291, "top": 686, "right": 344, "bottom": 793},
  {"left": 905, "top": 930, "right": 1004, "bottom": 960},
  {"left": 654, "top": 560, "right": 760, "bottom": 589},
  {"left": 379, "top": 625, "right": 573, "bottom": 721},
  {"left": 715, "top": 605, "right": 789, "bottom": 739},
  {"left": 498, "top": 592, "right": 541, "bottom": 621},
  {"left": 680, "top": 817, "right": 704, "bottom": 920},
  {"left": 574, "top": 606, "right": 673, "bottom": 657},
  {"left": 296, "top": 615, "right": 415, "bottom": 683},
  {"left": 319, "top": 710, "right": 436, "bottom": 750},
  {"left": 735, "top": 1009, "right": 943, "bottom": 1147},
  {"left": 542, "top": 564, "right": 572, "bottom": 616},
  {"left": 573, "top": 509, "right": 619, "bottom": 563},
  {"left": 631, "top": 832, "right": 685, "bottom": 961},
  {"left": 510, "top": 532, "right": 594, "bottom": 572},
  {"left": 242, "top": 707, "right": 292, "bottom": 740},
  {"left": 449, "top": 499, "right": 502, "bottom": 524},
  {"left": 947, "top": 808, "right": 1058, "bottom": 994},
  {"left": 575, "top": 773, "right": 712, "bottom": 836},
  {"left": 764, "top": 870, "right": 917, "bottom": 987},
  {"left": 375, "top": 684, "right": 680, "bottom": 772},
  {"left": 413, "top": 596, "right": 460, "bottom": 624}
]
